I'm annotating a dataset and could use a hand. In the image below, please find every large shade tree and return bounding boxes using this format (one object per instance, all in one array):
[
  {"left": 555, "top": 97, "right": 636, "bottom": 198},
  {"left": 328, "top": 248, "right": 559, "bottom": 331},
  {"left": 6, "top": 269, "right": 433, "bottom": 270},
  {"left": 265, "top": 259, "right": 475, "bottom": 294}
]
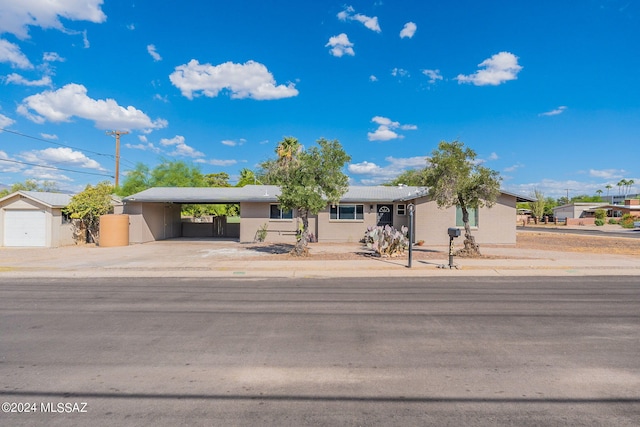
[
  {"left": 260, "top": 137, "right": 351, "bottom": 256},
  {"left": 422, "top": 140, "right": 501, "bottom": 257}
]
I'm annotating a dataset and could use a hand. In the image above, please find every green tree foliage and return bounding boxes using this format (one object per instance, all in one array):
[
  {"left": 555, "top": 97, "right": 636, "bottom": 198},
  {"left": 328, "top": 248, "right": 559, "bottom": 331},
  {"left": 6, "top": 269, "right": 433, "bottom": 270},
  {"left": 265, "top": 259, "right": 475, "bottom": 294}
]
[
  {"left": 260, "top": 137, "right": 351, "bottom": 256},
  {"left": 0, "top": 179, "right": 59, "bottom": 197},
  {"left": 235, "top": 168, "right": 260, "bottom": 187},
  {"left": 117, "top": 160, "right": 206, "bottom": 196},
  {"left": 63, "top": 181, "right": 114, "bottom": 244},
  {"left": 204, "top": 172, "right": 230, "bottom": 187},
  {"left": 529, "top": 189, "right": 546, "bottom": 221},
  {"left": 421, "top": 140, "right": 501, "bottom": 256},
  {"left": 117, "top": 163, "right": 150, "bottom": 197}
]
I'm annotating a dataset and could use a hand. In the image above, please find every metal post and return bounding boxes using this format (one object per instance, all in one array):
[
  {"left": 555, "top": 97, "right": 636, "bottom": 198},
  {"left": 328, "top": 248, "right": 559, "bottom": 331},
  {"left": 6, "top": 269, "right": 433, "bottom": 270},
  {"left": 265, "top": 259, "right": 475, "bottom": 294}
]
[{"left": 407, "top": 204, "right": 414, "bottom": 268}]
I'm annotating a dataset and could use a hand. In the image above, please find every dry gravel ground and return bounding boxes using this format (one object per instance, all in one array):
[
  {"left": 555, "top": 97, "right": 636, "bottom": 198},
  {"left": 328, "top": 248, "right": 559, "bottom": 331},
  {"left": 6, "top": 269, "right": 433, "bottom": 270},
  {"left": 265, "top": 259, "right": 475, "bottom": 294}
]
[{"left": 244, "top": 231, "right": 640, "bottom": 260}]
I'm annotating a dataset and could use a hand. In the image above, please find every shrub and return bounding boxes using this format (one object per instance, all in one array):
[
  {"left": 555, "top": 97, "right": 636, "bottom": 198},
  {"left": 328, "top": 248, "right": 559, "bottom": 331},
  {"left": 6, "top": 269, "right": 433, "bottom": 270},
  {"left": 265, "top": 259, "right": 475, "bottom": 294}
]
[
  {"left": 608, "top": 218, "right": 618, "bottom": 225},
  {"left": 594, "top": 219, "right": 605, "bottom": 226},
  {"left": 594, "top": 209, "right": 606, "bottom": 220},
  {"left": 620, "top": 214, "right": 636, "bottom": 229},
  {"left": 364, "top": 225, "right": 409, "bottom": 257},
  {"left": 256, "top": 223, "right": 268, "bottom": 242}
]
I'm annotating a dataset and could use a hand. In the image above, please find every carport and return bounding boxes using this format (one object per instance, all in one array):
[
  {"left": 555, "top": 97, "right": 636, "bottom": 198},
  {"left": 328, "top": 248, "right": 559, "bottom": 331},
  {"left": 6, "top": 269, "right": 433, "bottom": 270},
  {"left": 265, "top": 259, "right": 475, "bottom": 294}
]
[{"left": 122, "top": 186, "right": 281, "bottom": 243}]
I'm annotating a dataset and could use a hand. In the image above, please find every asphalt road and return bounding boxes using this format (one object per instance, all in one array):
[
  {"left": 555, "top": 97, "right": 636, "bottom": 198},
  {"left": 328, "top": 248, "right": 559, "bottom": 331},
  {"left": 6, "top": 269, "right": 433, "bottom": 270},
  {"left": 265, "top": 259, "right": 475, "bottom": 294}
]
[{"left": 1, "top": 277, "right": 639, "bottom": 426}]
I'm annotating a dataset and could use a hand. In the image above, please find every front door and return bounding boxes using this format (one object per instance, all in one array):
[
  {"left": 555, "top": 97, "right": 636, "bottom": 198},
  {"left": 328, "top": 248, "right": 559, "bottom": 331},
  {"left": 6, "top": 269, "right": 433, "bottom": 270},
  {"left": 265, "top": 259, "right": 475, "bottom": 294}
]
[{"left": 376, "top": 204, "right": 393, "bottom": 227}]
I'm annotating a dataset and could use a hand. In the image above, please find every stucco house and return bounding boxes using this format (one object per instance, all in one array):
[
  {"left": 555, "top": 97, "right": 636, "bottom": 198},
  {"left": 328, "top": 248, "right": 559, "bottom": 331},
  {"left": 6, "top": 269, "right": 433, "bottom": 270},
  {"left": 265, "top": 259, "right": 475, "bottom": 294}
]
[
  {"left": 0, "top": 191, "right": 74, "bottom": 247},
  {"left": 123, "top": 185, "right": 531, "bottom": 246}
]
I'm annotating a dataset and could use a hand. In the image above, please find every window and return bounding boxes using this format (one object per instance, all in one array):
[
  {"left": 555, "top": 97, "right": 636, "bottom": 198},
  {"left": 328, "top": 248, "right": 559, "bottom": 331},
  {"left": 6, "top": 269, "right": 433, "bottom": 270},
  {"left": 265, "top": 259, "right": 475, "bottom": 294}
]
[
  {"left": 397, "top": 204, "right": 406, "bottom": 216},
  {"left": 270, "top": 204, "right": 293, "bottom": 220},
  {"left": 330, "top": 204, "right": 364, "bottom": 220},
  {"left": 456, "top": 206, "right": 478, "bottom": 227}
]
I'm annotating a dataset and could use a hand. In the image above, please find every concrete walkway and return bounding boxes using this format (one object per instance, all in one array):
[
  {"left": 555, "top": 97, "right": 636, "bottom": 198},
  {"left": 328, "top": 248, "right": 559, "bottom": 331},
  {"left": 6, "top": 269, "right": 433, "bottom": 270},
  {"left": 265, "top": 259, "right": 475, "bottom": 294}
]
[{"left": 1, "top": 238, "right": 638, "bottom": 278}]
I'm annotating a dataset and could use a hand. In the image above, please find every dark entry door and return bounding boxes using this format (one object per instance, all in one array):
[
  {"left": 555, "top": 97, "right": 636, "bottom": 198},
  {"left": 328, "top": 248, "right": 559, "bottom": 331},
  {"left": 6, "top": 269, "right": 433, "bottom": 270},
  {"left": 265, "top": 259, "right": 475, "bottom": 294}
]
[{"left": 377, "top": 204, "right": 393, "bottom": 227}]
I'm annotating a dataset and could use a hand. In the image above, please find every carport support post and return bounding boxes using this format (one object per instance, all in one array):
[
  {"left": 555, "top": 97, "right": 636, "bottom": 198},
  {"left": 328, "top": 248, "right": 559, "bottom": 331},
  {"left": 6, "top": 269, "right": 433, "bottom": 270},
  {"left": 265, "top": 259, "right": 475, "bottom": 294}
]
[{"left": 407, "top": 204, "right": 414, "bottom": 268}]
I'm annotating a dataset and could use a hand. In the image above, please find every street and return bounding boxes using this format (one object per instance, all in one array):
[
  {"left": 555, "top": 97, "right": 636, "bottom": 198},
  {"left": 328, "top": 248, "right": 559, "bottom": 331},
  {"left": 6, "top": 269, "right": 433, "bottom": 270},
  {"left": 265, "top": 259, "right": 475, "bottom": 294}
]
[{"left": 1, "top": 277, "right": 639, "bottom": 426}]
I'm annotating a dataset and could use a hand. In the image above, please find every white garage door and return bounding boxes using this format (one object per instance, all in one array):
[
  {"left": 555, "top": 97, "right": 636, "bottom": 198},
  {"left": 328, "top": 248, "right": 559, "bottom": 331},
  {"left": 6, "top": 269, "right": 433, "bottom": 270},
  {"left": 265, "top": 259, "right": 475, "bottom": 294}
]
[{"left": 4, "top": 210, "right": 47, "bottom": 247}]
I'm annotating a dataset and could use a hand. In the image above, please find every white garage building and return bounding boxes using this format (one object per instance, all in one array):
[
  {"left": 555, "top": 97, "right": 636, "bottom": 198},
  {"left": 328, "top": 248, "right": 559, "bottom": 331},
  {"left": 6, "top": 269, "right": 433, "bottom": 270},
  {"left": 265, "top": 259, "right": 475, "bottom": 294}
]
[{"left": 0, "top": 191, "right": 74, "bottom": 247}]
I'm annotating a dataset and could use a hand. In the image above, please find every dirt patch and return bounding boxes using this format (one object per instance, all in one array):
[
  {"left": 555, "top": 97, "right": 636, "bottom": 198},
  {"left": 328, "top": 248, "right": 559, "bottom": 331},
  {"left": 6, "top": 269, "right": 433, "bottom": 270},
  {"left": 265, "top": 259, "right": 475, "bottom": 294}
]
[
  {"left": 243, "top": 232, "right": 640, "bottom": 260},
  {"left": 514, "top": 232, "right": 640, "bottom": 256}
]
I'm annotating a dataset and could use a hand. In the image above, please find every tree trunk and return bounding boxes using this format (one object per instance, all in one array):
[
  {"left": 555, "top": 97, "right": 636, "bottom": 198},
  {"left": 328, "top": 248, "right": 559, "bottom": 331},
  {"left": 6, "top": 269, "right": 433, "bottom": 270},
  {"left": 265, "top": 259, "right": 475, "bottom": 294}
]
[
  {"left": 291, "top": 208, "right": 310, "bottom": 256},
  {"left": 456, "top": 203, "right": 481, "bottom": 257}
]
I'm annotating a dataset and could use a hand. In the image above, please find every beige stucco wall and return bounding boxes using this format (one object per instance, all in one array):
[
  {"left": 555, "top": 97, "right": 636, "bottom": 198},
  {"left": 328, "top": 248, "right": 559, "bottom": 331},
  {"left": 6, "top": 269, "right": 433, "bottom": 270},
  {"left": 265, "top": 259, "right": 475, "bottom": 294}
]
[
  {"left": 0, "top": 195, "right": 74, "bottom": 247},
  {"left": 414, "top": 193, "right": 517, "bottom": 246},
  {"left": 125, "top": 202, "right": 182, "bottom": 243},
  {"left": 239, "top": 202, "right": 318, "bottom": 243}
]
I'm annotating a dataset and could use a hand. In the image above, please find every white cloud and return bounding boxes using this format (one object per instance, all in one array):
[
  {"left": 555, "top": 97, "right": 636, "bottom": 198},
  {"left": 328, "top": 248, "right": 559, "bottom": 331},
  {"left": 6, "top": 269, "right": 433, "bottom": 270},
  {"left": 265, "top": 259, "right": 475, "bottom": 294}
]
[
  {"left": 40, "top": 133, "right": 58, "bottom": 140},
  {"left": 0, "top": 39, "right": 33, "bottom": 69},
  {"left": 348, "top": 156, "right": 428, "bottom": 184},
  {"left": 504, "top": 163, "right": 524, "bottom": 173},
  {"left": 20, "top": 147, "right": 104, "bottom": 170},
  {"left": 367, "top": 116, "right": 417, "bottom": 141},
  {"left": 539, "top": 106, "right": 567, "bottom": 116},
  {"left": 0, "top": 150, "right": 23, "bottom": 172},
  {"left": 369, "top": 75, "right": 378, "bottom": 82},
  {"left": 400, "top": 22, "right": 417, "bottom": 39},
  {"left": 456, "top": 52, "right": 522, "bottom": 86},
  {"left": 589, "top": 168, "right": 625, "bottom": 179},
  {"left": 160, "top": 135, "right": 204, "bottom": 158},
  {"left": 17, "top": 83, "right": 168, "bottom": 131},
  {"left": 5, "top": 73, "right": 52, "bottom": 87},
  {"left": 221, "top": 139, "right": 245, "bottom": 147},
  {"left": 488, "top": 152, "right": 499, "bottom": 161},
  {"left": 326, "top": 33, "right": 355, "bottom": 57},
  {"left": 195, "top": 158, "right": 238, "bottom": 167},
  {"left": 23, "top": 167, "right": 73, "bottom": 181},
  {"left": 337, "top": 6, "right": 381, "bottom": 32},
  {"left": 125, "top": 142, "right": 161, "bottom": 154},
  {"left": 170, "top": 59, "right": 299, "bottom": 100},
  {"left": 422, "top": 69, "right": 443, "bottom": 84},
  {"left": 0, "top": 113, "right": 15, "bottom": 129},
  {"left": 147, "top": 44, "right": 162, "bottom": 61},
  {"left": 391, "top": 68, "right": 409, "bottom": 78},
  {"left": 0, "top": 0, "right": 106, "bottom": 39},
  {"left": 43, "top": 52, "right": 64, "bottom": 62},
  {"left": 126, "top": 24, "right": 135, "bottom": 31}
]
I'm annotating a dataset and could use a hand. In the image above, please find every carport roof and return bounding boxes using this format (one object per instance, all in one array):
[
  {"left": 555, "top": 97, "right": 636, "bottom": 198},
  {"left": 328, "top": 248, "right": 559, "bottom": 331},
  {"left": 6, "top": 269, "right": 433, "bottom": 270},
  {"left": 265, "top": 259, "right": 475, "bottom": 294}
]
[{"left": 122, "top": 185, "right": 427, "bottom": 204}]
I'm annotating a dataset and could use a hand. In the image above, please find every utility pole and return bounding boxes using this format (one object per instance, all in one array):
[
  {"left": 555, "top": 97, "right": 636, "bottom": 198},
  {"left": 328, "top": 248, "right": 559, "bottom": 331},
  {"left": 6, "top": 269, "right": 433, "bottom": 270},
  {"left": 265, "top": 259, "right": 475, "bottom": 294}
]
[{"left": 106, "top": 130, "right": 129, "bottom": 188}]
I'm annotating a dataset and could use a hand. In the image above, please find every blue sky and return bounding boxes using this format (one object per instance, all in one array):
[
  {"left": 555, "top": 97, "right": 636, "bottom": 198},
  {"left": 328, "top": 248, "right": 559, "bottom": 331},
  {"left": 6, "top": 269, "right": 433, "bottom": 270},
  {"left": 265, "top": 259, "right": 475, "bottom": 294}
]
[{"left": 0, "top": 0, "right": 638, "bottom": 198}]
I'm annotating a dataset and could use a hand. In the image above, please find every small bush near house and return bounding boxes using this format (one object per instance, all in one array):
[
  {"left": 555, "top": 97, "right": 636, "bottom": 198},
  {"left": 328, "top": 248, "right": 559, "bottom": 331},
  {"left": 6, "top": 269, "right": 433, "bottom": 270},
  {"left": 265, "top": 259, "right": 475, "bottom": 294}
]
[
  {"left": 608, "top": 218, "right": 618, "bottom": 225},
  {"left": 620, "top": 214, "right": 636, "bottom": 229},
  {"left": 364, "top": 225, "right": 409, "bottom": 257},
  {"left": 594, "top": 219, "right": 605, "bottom": 226},
  {"left": 594, "top": 209, "right": 607, "bottom": 220},
  {"left": 255, "top": 223, "right": 268, "bottom": 242}
]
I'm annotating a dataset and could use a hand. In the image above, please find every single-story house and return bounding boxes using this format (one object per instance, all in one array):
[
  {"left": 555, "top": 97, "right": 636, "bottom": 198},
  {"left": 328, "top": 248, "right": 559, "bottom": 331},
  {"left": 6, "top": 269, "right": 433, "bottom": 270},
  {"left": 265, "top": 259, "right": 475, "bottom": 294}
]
[
  {"left": 123, "top": 185, "right": 532, "bottom": 246},
  {"left": 554, "top": 199, "right": 640, "bottom": 221},
  {"left": 0, "top": 191, "right": 74, "bottom": 247}
]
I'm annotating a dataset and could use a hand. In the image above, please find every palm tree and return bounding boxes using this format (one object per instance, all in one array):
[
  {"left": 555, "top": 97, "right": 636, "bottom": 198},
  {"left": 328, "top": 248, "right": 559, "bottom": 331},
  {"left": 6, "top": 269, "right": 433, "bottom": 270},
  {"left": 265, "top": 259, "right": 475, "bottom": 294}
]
[
  {"left": 595, "top": 189, "right": 603, "bottom": 200},
  {"left": 605, "top": 184, "right": 612, "bottom": 196},
  {"left": 626, "top": 179, "right": 635, "bottom": 196},
  {"left": 276, "top": 137, "right": 302, "bottom": 167},
  {"left": 617, "top": 179, "right": 626, "bottom": 195},
  {"left": 236, "top": 168, "right": 260, "bottom": 187}
]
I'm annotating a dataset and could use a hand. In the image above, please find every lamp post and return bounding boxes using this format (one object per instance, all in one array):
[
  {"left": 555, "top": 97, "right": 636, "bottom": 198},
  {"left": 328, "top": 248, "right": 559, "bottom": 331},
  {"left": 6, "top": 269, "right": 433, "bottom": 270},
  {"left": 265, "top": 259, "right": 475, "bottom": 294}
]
[{"left": 407, "top": 203, "right": 414, "bottom": 268}]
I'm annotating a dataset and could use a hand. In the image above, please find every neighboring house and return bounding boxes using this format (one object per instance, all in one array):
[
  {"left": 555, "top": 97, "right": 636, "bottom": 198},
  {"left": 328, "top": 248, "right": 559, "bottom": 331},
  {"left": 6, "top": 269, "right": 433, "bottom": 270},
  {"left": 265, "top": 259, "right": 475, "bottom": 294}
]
[
  {"left": 553, "top": 199, "right": 640, "bottom": 221},
  {"left": 123, "top": 185, "right": 532, "bottom": 246},
  {"left": 553, "top": 202, "right": 608, "bottom": 221},
  {"left": 0, "top": 191, "right": 74, "bottom": 247}
]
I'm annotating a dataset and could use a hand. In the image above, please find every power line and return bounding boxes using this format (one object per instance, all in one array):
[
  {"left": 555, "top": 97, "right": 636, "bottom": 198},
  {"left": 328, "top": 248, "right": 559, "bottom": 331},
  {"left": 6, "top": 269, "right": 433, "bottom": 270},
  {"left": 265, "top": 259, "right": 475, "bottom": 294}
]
[
  {"left": 0, "top": 158, "right": 114, "bottom": 178},
  {"left": 0, "top": 127, "right": 113, "bottom": 158},
  {"left": 1, "top": 126, "right": 140, "bottom": 174}
]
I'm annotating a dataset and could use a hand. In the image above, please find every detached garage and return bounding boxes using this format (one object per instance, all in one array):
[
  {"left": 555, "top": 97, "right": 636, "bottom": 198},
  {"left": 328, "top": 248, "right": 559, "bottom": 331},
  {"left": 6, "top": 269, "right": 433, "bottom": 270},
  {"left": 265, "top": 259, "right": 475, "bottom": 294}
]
[{"left": 0, "top": 191, "right": 74, "bottom": 248}]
